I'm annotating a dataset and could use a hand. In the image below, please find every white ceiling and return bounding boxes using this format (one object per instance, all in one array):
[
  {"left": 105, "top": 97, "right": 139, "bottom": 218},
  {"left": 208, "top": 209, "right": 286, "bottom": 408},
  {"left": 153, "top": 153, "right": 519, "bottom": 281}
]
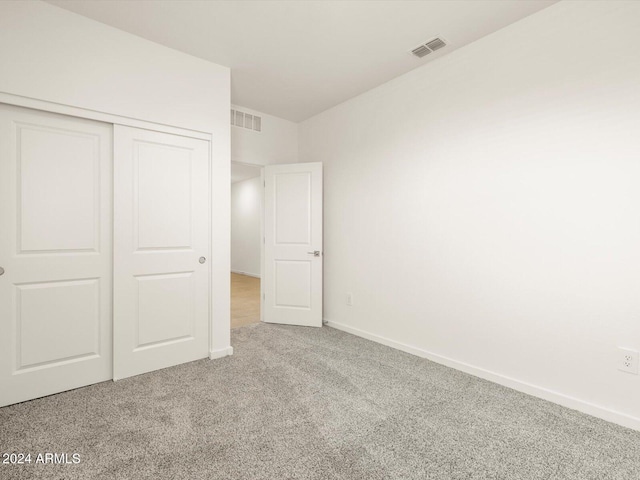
[
  {"left": 47, "top": 0, "right": 558, "bottom": 121},
  {"left": 231, "top": 163, "right": 261, "bottom": 184}
]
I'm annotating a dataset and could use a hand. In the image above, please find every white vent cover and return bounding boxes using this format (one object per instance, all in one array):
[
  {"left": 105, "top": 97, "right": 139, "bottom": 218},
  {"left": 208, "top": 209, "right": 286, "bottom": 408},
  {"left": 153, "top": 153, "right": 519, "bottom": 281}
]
[
  {"left": 411, "top": 37, "right": 447, "bottom": 58},
  {"left": 426, "top": 38, "right": 446, "bottom": 51},
  {"left": 411, "top": 45, "right": 430, "bottom": 58},
  {"left": 231, "top": 109, "right": 261, "bottom": 132}
]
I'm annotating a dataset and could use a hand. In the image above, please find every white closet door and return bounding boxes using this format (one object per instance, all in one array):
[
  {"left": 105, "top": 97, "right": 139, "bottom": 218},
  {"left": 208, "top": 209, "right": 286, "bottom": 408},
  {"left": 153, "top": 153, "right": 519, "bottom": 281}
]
[
  {"left": 113, "top": 126, "right": 210, "bottom": 380},
  {"left": 263, "top": 162, "right": 323, "bottom": 327},
  {"left": 0, "top": 104, "right": 112, "bottom": 407}
]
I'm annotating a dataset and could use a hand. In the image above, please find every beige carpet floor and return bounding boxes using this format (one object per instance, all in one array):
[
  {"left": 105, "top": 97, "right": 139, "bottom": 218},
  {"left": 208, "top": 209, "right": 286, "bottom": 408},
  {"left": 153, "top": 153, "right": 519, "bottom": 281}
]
[
  {"left": 231, "top": 272, "right": 261, "bottom": 329},
  {"left": 1, "top": 323, "right": 639, "bottom": 479}
]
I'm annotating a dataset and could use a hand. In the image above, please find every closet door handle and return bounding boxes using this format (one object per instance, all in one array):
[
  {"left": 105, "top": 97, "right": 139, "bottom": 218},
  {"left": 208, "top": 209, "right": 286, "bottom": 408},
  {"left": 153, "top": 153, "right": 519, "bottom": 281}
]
[
  {"left": 199, "top": 257, "right": 206, "bottom": 264},
  {"left": 307, "top": 251, "right": 320, "bottom": 257}
]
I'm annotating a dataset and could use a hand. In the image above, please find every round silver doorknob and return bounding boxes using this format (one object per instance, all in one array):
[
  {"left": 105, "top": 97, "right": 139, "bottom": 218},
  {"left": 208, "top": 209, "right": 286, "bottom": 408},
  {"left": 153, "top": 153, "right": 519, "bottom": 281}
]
[
  {"left": 199, "top": 257, "right": 206, "bottom": 264},
  {"left": 0, "top": 267, "right": 4, "bottom": 276}
]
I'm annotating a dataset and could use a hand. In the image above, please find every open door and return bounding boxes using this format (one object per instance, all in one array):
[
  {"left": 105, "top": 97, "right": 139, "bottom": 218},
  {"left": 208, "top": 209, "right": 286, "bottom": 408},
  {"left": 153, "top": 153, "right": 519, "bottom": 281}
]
[{"left": 263, "top": 163, "right": 323, "bottom": 327}]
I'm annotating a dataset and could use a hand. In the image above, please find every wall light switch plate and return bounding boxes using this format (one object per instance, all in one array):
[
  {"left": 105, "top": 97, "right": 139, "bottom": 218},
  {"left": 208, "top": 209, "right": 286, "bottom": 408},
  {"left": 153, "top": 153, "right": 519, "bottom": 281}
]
[
  {"left": 346, "top": 293, "right": 353, "bottom": 306},
  {"left": 618, "top": 348, "right": 639, "bottom": 374}
]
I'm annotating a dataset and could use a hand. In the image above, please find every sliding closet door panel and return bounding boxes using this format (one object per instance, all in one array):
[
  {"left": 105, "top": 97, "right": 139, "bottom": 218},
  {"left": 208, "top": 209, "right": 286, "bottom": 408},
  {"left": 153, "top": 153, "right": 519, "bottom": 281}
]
[
  {"left": 0, "top": 104, "right": 112, "bottom": 407},
  {"left": 114, "top": 126, "right": 210, "bottom": 380}
]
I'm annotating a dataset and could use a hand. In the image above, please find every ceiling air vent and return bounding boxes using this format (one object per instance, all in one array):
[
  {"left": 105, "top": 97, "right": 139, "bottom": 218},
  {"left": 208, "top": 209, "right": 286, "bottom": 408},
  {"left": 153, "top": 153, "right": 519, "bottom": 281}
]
[
  {"left": 231, "top": 109, "right": 261, "bottom": 132},
  {"left": 411, "top": 45, "right": 431, "bottom": 58},
  {"left": 410, "top": 37, "right": 447, "bottom": 58},
  {"left": 426, "top": 38, "right": 446, "bottom": 51}
]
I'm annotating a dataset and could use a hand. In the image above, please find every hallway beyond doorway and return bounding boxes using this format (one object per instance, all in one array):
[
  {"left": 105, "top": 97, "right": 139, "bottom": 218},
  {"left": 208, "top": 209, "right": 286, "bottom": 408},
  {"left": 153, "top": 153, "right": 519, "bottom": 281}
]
[{"left": 231, "top": 273, "right": 261, "bottom": 328}]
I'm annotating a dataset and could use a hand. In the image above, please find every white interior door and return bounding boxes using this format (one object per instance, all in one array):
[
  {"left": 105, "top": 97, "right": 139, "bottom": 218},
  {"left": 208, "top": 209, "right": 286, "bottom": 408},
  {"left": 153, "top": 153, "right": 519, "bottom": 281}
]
[
  {"left": 264, "top": 162, "right": 323, "bottom": 327},
  {"left": 113, "top": 126, "right": 210, "bottom": 380},
  {"left": 0, "top": 104, "right": 112, "bottom": 407}
]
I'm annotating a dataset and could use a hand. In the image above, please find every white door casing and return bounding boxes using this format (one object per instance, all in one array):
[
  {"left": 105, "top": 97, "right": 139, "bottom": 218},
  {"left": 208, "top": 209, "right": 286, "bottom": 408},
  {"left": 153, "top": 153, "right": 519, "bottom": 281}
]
[
  {"left": 263, "top": 163, "right": 323, "bottom": 327},
  {"left": 113, "top": 126, "right": 210, "bottom": 380},
  {"left": 0, "top": 104, "right": 113, "bottom": 407}
]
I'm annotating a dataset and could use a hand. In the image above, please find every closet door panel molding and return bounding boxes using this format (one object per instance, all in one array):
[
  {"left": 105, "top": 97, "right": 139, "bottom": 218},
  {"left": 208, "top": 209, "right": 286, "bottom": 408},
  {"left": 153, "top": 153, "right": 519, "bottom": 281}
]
[
  {"left": 0, "top": 103, "right": 113, "bottom": 407},
  {"left": 113, "top": 125, "right": 210, "bottom": 380}
]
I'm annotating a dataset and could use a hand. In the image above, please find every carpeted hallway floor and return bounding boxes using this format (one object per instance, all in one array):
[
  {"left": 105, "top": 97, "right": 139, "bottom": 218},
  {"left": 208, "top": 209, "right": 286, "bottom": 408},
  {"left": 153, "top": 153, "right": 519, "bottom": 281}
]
[{"left": 1, "top": 323, "right": 639, "bottom": 480}]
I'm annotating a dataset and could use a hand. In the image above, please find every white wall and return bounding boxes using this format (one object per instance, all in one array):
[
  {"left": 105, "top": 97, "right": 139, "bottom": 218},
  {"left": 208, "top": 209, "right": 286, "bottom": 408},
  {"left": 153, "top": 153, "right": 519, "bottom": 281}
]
[
  {"left": 0, "top": 0, "right": 232, "bottom": 355},
  {"left": 231, "top": 104, "right": 298, "bottom": 166},
  {"left": 231, "top": 176, "right": 262, "bottom": 277},
  {"left": 300, "top": 0, "right": 640, "bottom": 430}
]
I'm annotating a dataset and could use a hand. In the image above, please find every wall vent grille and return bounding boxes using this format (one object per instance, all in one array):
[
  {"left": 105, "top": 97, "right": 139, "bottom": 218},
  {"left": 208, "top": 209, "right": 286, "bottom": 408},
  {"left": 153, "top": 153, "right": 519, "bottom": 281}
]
[
  {"left": 231, "top": 109, "right": 262, "bottom": 132},
  {"left": 411, "top": 37, "right": 447, "bottom": 58}
]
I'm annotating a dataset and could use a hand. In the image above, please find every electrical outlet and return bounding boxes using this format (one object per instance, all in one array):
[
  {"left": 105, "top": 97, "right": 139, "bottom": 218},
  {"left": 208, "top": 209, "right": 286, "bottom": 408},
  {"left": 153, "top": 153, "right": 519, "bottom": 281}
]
[
  {"left": 346, "top": 292, "right": 353, "bottom": 306},
  {"left": 618, "top": 348, "right": 639, "bottom": 374}
]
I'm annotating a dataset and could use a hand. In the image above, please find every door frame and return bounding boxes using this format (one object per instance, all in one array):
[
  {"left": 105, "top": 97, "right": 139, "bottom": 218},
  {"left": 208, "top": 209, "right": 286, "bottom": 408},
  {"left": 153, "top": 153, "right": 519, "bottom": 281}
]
[
  {"left": 230, "top": 160, "right": 265, "bottom": 323},
  {"left": 230, "top": 161, "right": 324, "bottom": 328},
  {"left": 0, "top": 93, "right": 216, "bottom": 374}
]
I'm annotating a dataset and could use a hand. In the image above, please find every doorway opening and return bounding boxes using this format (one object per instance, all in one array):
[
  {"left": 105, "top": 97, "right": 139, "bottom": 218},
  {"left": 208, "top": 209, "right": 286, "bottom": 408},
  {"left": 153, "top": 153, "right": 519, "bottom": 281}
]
[{"left": 230, "top": 162, "right": 263, "bottom": 328}]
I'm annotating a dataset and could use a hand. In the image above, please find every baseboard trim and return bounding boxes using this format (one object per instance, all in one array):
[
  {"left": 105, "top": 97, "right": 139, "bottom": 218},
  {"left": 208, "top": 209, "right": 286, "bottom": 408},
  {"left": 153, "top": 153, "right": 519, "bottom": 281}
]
[
  {"left": 209, "top": 346, "right": 234, "bottom": 360},
  {"left": 325, "top": 319, "right": 640, "bottom": 432},
  {"left": 231, "top": 270, "right": 260, "bottom": 279}
]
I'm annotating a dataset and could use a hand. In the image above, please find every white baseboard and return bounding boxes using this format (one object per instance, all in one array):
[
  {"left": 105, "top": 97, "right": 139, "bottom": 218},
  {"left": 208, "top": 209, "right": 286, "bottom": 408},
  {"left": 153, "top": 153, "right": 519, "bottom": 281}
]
[
  {"left": 325, "top": 319, "right": 640, "bottom": 432},
  {"left": 231, "top": 270, "right": 260, "bottom": 279},
  {"left": 209, "top": 346, "right": 234, "bottom": 360}
]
